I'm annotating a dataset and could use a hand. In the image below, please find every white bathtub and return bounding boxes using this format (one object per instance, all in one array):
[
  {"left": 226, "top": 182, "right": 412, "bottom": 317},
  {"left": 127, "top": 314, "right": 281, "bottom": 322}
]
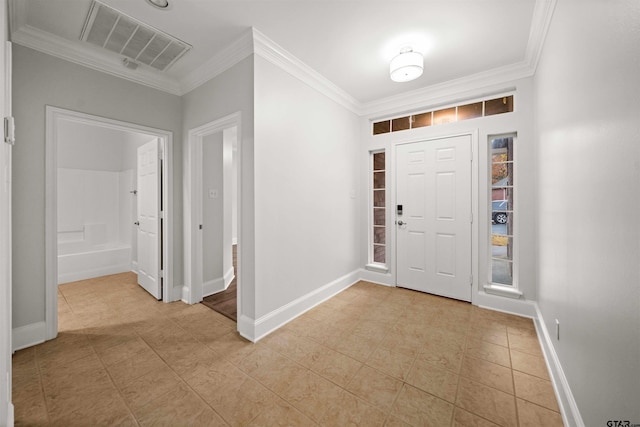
[{"left": 58, "top": 242, "right": 132, "bottom": 284}]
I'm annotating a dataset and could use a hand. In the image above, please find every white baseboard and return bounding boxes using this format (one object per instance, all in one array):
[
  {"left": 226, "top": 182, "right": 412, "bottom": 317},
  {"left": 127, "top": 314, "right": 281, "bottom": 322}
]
[
  {"left": 202, "top": 277, "right": 224, "bottom": 298},
  {"left": 358, "top": 268, "right": 394, "bottom": 286},
  {"left": 58, "top": 264, "right": 131, "bottom": 285},
  {"left": 181, "top": 284, "right": 191, "bottom": 304},
  {"left": 239, "top": 269, "right": 361, "bottom": 342},
  {"left": 357, "top": 268, "right": 395, "bottom": 287},
  {"left": 237, "top": 314, "right": 256, "bottom": 342},
  {"left": 12, "top": 321, "right": 46, "bottom": 352},
  {"left": 475, "top": 290, "right": 538, "bottom": 318},
  {"left": 169, "top": 284, "right": 183, "bottom": 303},
  {"left": 534, "top": 304, "right": 584, "bottom": 427},
  {"left": 203, "top": 267, "right": 236, "bottom": 298},
  {"left": 6, "top": 402, "right": 13, "bottom": 427},
  {"left": 131, "top": 260, "right": 139, "bottom": 274},
  {"left": 224, "top": 266, "right": 235, "bottom": 288}
]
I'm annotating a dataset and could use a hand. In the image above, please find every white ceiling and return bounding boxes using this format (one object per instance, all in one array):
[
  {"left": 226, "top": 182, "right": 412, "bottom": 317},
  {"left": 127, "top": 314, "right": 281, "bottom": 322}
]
[{"left": 9, "top": 0, "right": 551, "bottom": 112}]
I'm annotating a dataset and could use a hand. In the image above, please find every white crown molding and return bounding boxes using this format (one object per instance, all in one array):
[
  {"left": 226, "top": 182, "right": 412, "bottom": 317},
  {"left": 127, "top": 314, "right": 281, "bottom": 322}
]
[
  {"left": 360, "top": 0, "right": 557, "bottom": 118},
  {"left": 179, "top": 29, "right": 254, "bottom": 95},
  {"left": 361, "top": 61, "right": 532, "bottom": 118},
  {"left": 9, "top": 0, "right": 556, "bottom": 114},
  {"left": 8, "top": 0, "right": 27, "bottom": 35},
  {"left": 251, "top": 28, "right": 362, "bottom": 114},
  {"left": 524, "top": 0, "right": 558, "bottom": 72},
  {"left": 11, "top": 25, "right": 183, "bottom": 95}
]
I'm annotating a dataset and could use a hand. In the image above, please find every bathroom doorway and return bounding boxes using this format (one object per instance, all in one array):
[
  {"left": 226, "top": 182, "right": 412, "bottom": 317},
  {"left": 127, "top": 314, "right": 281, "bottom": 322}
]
[{"left": 45, "top": 106, "right": 174, "bottom": 340}]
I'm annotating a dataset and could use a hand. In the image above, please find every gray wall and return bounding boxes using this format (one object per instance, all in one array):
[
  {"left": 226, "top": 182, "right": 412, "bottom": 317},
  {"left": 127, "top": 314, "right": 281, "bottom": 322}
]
[
  {"left": 182, "top": 55, "right": 255, "bottom": 318},
  {"left": 12, "top": 45, "right": 183, "bottom": 328},
  {"left": 253, "top": 55, "right": 361, "bottom": 318},
  {"left": 57, "top": 120, "right": 152, "bottom": 171},
  {"left": 534, "top": 0, "right": 640, "bottom": 424}
]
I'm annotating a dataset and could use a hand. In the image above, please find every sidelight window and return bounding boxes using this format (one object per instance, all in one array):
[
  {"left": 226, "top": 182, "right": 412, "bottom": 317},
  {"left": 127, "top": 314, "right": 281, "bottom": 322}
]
[
  {"left": 490, "top": 135, "right": 516, "bottom": 287},
  {"left": 370, "top": 151, "right": 386, "bottom": 267}
]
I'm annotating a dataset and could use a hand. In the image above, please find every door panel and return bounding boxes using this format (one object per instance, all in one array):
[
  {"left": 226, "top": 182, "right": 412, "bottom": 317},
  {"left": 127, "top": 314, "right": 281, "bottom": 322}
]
[
  {"left": 396, "top": 135, "right": 472, "bottom": 301},
  {"left": 137, "top": 139, "right": 162, "bottom": 299}
]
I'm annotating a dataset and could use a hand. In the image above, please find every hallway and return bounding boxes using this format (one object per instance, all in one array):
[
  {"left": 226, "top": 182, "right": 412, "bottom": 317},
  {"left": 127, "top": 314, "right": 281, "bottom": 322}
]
[{"left": 12, "top": 273, "right": 562, "bottom": 426}]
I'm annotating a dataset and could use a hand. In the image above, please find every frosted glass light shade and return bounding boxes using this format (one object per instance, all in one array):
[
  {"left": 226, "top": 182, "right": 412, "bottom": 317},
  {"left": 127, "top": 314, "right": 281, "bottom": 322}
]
[{"left": 390, "top": 50, "right": 423, "bottom": 82}]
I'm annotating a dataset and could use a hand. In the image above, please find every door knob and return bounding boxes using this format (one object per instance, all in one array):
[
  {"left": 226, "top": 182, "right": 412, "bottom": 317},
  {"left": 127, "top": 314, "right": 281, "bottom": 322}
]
[{"left": 397, "top": 220, "right": 406, "bottom": 226}]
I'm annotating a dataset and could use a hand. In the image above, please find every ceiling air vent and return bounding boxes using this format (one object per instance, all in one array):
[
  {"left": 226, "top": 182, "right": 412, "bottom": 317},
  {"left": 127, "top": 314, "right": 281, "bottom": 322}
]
[{"left": 80, "top": 0, "right": 191, "bottom": 71}]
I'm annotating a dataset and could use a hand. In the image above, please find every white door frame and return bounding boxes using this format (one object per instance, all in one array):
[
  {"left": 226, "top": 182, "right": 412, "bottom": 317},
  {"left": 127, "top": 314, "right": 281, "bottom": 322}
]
[
  {"left": 393, "top": 130, "right": 479, "bottom": 304},
  {"left": 45, "top": 106, "right": 174, "bottom": 340},
  {"left": 184, "top": 112, "right": 241, "bottom": 309}
]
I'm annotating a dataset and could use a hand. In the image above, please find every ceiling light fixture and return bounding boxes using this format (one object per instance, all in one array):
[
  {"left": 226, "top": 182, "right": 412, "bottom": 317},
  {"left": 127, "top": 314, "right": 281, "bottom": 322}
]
[
  {"left": 390, "top": 47, "right": 423, "bottom": 82},
  {"left": 145, "top": 0, "right": 169, "bottom": 9}
]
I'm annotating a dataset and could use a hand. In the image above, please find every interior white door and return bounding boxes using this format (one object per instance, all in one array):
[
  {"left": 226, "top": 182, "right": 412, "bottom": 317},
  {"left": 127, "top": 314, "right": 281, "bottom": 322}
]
[
  {"left": 396, "top": 135, "right": 472, "bottom": 301},
  {"left": 137, "top": 138, "right": 162, "bottom": 299}
]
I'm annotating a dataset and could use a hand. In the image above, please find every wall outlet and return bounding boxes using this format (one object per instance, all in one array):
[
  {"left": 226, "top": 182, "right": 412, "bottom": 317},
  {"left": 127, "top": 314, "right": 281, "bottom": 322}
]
[
  {"left": 555, "top": 319, "right": 560, "bottom": 340},
  {"left": 209, "top": 189, "right": 218, "bottom": 199}
]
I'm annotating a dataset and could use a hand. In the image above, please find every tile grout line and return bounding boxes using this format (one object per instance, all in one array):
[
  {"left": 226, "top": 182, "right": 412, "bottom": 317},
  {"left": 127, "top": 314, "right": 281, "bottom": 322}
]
[
  {"left": 449, "top": 318, "right": 472, "bottom": 427},
  {"left": 17, "top": 277, "right": 561, "bottom": 427},
  {"left": 508, "top": 326, "right": 522, "bottom": 427},
  {"left": 86, "top": 335, "right": 142, "bottom": 426},
  {"left": 33, "top": 347, "right": 53, "bottom": 427},
  {"left": 132, "top": 314, "right": 234, "bottom": 426}
]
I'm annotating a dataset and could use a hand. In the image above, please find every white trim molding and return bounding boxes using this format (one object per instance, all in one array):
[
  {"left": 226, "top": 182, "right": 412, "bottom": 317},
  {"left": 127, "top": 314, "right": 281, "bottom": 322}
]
[
  {"left": 11, "top": 25, "right": 182, "bottom": 95},
  {"left": 12, "top": 321, "right": 46, "bottom": 352},
  {"left": 184, "top": 112, "right": 242, "bottom": 306},
  {"left": 58, "top": 264, "right": 132, "bottom": 285},
  {"left": 534, "top": 304, "right": 585, "bottom": 427},
  {"left": 483, "top": 283, "right": 524, "bottom": 299},
  {"left": 252, "top": 28, "right": 360, "bottom": 114},
  {"left": 6, "top": 403, "right": 13, "bottom": 427},
  {"left": 9, "top": 0, "right": 557, "bottom": 115},
  {"left": 180, "top": 29, "right": 254, "bottom": 95},
  {"left": 239, "top": 269, "right": 361, "bottom": 343},
  {"left": 202, "top": 266, "right": 234, "bottom": 298},
  {"left": 475, "top": 291, "right": 538, "bottom": 318}
]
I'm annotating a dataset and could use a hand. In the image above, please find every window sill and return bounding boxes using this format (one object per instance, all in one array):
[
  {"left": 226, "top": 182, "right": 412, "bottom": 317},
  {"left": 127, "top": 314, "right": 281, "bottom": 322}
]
[
  {"left": 483, "top": 284, "right": 523, "bottom": 299},
  {"left": 365, "top": 263, "right": 389, "bottom": 274}
]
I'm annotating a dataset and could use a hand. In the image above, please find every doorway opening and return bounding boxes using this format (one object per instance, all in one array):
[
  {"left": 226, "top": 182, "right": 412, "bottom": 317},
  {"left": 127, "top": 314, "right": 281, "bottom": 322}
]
[
  {"left": 45, "top": 106, "right": 174, "bottom": 340},
  {"left": 185, "top": 112, "right": 241, "bottom": 325}
]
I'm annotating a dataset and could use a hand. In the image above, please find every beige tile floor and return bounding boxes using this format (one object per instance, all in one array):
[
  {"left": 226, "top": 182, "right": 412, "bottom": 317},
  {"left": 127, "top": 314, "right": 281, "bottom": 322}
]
[{"left": 12, "top": 272, "right": 564, "bottom": 426}]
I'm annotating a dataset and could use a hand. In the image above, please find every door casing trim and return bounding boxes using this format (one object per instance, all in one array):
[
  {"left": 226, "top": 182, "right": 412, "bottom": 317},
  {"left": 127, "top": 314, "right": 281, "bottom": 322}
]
[{"left": 184, "top": 112, "right": 242, "bottom": 314}]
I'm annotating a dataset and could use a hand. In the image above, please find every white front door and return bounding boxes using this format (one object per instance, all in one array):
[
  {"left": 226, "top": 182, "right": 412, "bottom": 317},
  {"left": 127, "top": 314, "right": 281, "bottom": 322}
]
[
  {"left": 137, "top": 139, "right": 162, "bottom": 299},
  {"left": 396, "top": 135, "right": 472, "bottom": 301}
]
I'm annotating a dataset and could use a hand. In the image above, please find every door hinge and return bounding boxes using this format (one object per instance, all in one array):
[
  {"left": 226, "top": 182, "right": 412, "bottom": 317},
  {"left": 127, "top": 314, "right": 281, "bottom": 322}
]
[
  {"left": 4, "top": 116, "right": 15, "bottom": 145},
  {"left": 159, "top": 270, "right": 163, "bottom": 279},
  {"left": 470, "top": 212, "right": 473, "bottom": 223},
  {"left": 470, "top": 275, "right": 473, "bottom": 285},
  {"left": 199, "top": 224, "right": 203, "bottom": 230}
]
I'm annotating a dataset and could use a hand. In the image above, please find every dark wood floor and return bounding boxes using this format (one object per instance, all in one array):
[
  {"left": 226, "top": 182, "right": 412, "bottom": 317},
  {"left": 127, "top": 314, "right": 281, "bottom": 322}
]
[{"left": 201, "top": 245, "right": 237, "bottom": 322}]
